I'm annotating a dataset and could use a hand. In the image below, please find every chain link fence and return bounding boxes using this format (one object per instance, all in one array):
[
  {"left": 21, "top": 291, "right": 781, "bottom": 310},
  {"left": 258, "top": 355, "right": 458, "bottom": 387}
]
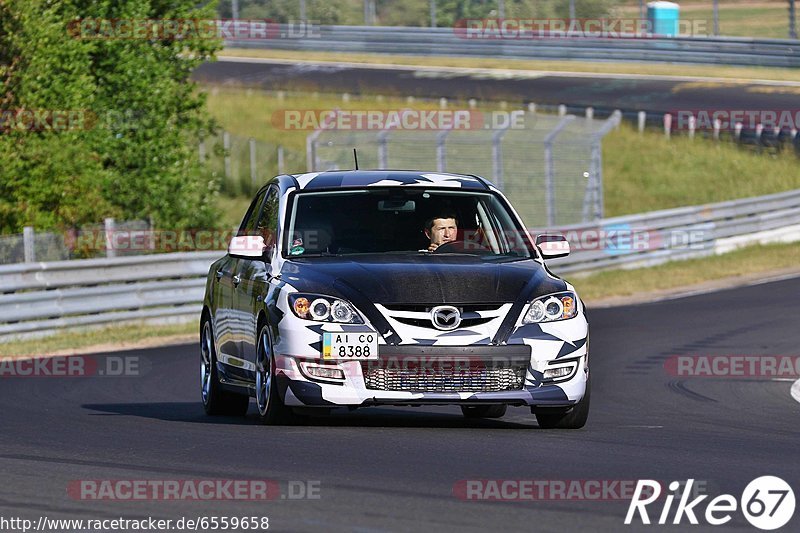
[
  {"left": 308, "top": 110, "right": 620, "bottom": 226},
  {"left": 1, "top": 112, "right": 619, "bottom": 264},
  {"left": 0, "top": 219, "right": 147, "bottom": 265},
  {"left": 200, "top": 130, "right": 305, "bottom": 198},
  {"left": 0, "top": 219, "right": 230, "bottom": 265},
  {"left": 218, "top": 0, "right": 799, "bottom": 40}
]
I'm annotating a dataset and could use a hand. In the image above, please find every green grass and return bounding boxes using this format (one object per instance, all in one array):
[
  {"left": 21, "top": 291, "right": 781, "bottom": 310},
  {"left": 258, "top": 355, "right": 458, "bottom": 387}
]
[
  {"left": 603, "top": 123, "right": 800, "bottom": 216},
  {"left": 204, "top": 88, "right": 445, "bottom": 159},
  {"left": 0, "top": 322, "right": 197, "bottom": 358},
  {"left": 570, "top": 240, "right": 800, "bottom": 301},
  {"left": 220, "top": 48, "right": 800, "bottom": 83},
  {"left": 205, "top": 88, "right": 800, "bottom": 219},
  {"left": 216, "top": 194, "right": 251, "bottom": 230},
  {"left": 617, "top": 1, "right": 792, "bottom": 40}
]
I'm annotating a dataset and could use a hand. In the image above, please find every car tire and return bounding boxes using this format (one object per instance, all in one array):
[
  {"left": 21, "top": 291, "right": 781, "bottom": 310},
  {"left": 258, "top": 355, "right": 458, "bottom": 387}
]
[
  {"left": 255, "top": 324, "right": 303, "bottom": 425},
  {"left": 461, "top": 405, "right": 507, "bottom": 419},
  {"left": 534, "top": 373, "right": 591, "bottom": 429},
  {"left": 201, "top": 319, "right": 249, "bottom": 417}
]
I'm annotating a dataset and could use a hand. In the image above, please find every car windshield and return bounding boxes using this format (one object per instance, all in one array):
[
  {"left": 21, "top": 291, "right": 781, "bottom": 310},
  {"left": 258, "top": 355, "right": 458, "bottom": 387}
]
[{"left": 284, "top": 188, "right": 533, "bottom": 260}]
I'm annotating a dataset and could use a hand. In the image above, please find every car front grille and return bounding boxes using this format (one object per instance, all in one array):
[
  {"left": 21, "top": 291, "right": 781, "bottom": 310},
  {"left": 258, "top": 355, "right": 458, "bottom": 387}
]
[
  {"left": 361, "top": 360, "right": 525, "bottom": 392},
  {"left": 393, "top": 316, "right": 494, "bottom": 329},
  {"left": 379, "top": 303, "right": 508, "bottom": 331}
]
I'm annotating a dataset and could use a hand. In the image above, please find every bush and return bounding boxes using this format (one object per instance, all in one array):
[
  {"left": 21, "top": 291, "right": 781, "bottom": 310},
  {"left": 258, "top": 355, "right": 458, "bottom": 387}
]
[{"left": 0, "top": 0, "right": 223, "bottom": 234}]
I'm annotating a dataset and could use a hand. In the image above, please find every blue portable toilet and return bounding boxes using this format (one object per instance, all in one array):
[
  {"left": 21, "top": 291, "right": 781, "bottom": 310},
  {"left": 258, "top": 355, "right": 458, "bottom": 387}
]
[{"left": 647, "top": 1, "right": 680, "bottom": 37}]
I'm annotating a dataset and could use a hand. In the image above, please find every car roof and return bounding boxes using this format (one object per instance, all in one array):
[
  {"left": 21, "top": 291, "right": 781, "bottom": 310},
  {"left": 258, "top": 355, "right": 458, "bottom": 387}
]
[{"left": 291, "top": 170, "right": 490, "bottom": 191}]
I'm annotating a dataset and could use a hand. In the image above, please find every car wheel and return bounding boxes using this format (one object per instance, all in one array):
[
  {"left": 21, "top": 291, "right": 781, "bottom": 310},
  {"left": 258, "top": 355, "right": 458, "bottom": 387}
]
[
  {"left": 201, "top": 319, "right": 249, "bottom": 416},
  {"left": 255, "top": 324, "right": 302, "bottom": 425},
  {"left": 534, "top": 374, "right": 591, "bottom": 429},
  {"left": 461, "top": 405, "right": 507, "bottom": 419}
]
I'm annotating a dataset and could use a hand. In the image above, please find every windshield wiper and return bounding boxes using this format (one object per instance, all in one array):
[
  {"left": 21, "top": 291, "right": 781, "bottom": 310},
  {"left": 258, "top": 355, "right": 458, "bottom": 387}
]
[
  {"left": 482, "top": 253, "right": 530, "bottom": 263},
  {"left": 290, "top": 251, "right": 339, "bottom": 258}
]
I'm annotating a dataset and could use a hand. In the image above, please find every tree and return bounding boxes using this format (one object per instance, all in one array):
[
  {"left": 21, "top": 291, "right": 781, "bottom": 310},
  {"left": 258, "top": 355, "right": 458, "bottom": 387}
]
[{"left": 0, "top": 0, "right": 222, "bottom": 233}]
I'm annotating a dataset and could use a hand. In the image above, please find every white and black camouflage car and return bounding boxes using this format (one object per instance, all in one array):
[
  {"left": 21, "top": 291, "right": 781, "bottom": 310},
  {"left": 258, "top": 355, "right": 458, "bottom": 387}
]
[{"left": 200, "top": 170, "right": 589, "bottom": 428}]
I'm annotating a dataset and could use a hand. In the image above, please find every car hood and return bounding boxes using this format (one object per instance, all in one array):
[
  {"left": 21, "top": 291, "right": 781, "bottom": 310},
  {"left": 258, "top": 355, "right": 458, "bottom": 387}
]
[{"left": 280, "top": 255, "right": 566, "bottom": 305}]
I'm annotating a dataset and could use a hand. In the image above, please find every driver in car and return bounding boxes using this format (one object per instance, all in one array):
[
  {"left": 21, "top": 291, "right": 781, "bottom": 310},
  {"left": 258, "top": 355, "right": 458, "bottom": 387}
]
[{"left": 424, "top": 213, "right": 458, "bottom": 251}]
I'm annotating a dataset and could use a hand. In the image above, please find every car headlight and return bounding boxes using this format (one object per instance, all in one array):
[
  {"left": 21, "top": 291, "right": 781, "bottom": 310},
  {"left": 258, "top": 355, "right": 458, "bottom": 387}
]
[
  {"left": 289, "top": 294, "right": 364, "bottom": 324},
  {"left": 523, "top": 291, "right": 578, "bottom": 323}
]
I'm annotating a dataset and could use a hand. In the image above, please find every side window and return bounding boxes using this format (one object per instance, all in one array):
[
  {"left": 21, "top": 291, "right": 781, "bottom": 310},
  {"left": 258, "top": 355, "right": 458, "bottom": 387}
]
[
  {"left": 238, "top": 190, "right": 268, "bottom": 236},
  {"left": 255, "top": 187, "right": 279, "bottom": 247}
]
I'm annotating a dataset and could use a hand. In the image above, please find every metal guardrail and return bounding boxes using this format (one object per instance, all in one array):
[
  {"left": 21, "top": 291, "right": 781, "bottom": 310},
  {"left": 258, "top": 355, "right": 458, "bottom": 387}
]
[
  {"left": 1, "top": 189, "right": 799, "bottom": 342},
  {"left": 549, "top": 188, "right": 800, "bottom": 273},
  {"left": 0, "top": 252, "right": 221, "bottom": 341},
  {"left": 227, "top": 25, "right": 800, "bottom": 68}
]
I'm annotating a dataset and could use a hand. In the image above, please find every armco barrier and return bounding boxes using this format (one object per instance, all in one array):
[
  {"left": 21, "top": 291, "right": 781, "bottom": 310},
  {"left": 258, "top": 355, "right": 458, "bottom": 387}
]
[
  {"left": 547, "top": 188, "right": 800, "bottom": 273},
  {"left": 1, "top": 189, "right": 799, "bottom": 341},
  {"left": 226, "top": 25, "right": 800, "bottom": 68},
  {"left": 0, "top": 252, "right": 221, "bottom": 341}
]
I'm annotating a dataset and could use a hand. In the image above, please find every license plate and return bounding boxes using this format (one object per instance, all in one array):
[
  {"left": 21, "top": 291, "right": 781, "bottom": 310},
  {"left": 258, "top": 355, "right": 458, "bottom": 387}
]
[{"left": 322, "top": 331, "right": 379, "bottom": 360}]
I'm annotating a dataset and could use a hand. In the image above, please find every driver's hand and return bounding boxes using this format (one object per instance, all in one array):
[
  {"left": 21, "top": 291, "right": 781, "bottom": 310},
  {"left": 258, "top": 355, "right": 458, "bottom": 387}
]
[{"left": 427, "top": 243, "right": 439, "bottom": 252}]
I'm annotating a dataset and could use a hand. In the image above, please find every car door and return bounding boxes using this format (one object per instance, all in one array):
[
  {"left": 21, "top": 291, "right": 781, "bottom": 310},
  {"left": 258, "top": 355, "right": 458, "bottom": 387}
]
[
  {"left": 235, "top": 185, "right": 280, "bottom": 381},
  {"left": 216, "top": 189, "right": 269, "bottom": 381},
  {"left": 212, "top": 254, "right": 240, "bottom": 369}
]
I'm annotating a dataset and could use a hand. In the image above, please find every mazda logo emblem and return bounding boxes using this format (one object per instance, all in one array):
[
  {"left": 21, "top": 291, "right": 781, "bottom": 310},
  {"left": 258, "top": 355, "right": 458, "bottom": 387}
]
[{"left": 431, "top": 305, "right": 461, "bottom": 331}]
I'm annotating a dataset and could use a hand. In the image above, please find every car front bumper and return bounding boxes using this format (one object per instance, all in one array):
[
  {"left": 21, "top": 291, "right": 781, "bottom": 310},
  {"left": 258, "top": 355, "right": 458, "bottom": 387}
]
[
  {"left": 272, "top": 295, "right": 589, "bottom": 408},
  {"left": 275, "top": 343, "right": 588, "bottom": 408}
]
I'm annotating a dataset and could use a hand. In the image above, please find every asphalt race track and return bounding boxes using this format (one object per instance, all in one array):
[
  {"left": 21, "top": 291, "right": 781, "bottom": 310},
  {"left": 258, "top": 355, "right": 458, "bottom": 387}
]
[
  {"left": 193, "top": 58, "right": 800, "bottom": 117},
  {"left": 1, "top": 276, "right": 799, "bottom": 532}
]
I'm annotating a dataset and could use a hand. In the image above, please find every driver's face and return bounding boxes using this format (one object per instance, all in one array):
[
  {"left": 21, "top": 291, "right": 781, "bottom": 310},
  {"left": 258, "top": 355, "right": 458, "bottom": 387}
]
[{"left": 427, "top": 218, "right": 457, "bottom": 246}]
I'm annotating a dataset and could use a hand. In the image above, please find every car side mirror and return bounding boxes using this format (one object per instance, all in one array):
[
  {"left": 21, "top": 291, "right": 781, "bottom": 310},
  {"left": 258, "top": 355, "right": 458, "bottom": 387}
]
[
  {"left": 228, "top": 235, "right": 268, "bottom": 259},
  {"left": 535, "top": 234, "right": 570, "bottom": 259}
]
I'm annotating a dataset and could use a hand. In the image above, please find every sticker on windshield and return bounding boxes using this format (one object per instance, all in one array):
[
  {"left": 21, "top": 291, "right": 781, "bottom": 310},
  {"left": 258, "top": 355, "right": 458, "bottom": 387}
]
[{"left": 290, "top": 238, "right": 305, "bottom": 255}]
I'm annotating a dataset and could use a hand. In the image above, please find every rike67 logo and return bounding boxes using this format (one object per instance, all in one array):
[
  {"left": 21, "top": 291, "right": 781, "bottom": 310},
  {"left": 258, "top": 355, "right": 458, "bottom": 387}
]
[{"left": 625, "top": 477, "right": 795, "bottom": 530}]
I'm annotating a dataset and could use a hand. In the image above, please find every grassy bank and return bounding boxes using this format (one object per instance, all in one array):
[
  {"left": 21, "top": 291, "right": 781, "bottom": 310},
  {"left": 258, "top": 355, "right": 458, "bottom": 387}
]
[
  {"left": 204, "top": 88, "right": 800, "bottom": 219},
  {"left": 0, "top": 322, "right": 196, "bottom": 358},
  {"left": 602, "top": 124, "right": 800, "bottom": 216},
  {"left": 204, "top": 88, "right": 444, "bottom": 154},
  {"left": 570, "top": 241, "right": 800, "bottom": 301}
]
